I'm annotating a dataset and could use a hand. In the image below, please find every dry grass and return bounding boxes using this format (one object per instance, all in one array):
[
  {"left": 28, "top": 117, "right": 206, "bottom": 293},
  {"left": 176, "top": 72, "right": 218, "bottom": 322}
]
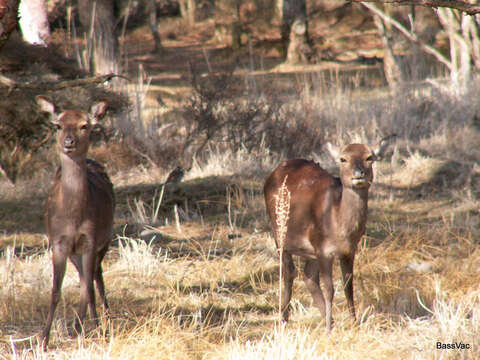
[
  {"left": 1, "top": 218, "right": 479, "bottom": 359},
  {"left": 1, "top": 151, "right": 479, "bottom": 359},
  {"left": 2, "top": 75, "right": 480, "bottom": 359}
]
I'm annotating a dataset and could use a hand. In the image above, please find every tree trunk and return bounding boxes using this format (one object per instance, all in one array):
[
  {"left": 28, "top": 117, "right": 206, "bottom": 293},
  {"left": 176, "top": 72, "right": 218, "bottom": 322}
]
[
  {"left": 0, "top": 0, "right": 20, "bottom": 50},
  {"left": 281, "top": 0, "right": 311, "bottom": 64},
  {"left": 437, "top": 8, "right": 472, "bottom": 93},
  {"left": 179, "top": 0, "right": 195, "bottom": 26},
  {"left": 18, "top": 0, "right": 50, "bottom": 46},
  {"left": 78, "top": 0, "right": 120, "bottom": 75},
  {"left": 148, "top": 0, "right": 163, "bottom": 52},
  {"left": 231, "top": 1, "right": 241, "bottom": 50},
  {"left": 373, "top": 11, "right": 402, "bottom": 91}
]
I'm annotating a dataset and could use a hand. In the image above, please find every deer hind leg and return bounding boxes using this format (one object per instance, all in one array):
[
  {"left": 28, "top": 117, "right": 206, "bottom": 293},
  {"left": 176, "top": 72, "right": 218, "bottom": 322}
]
[
  {"left": 280, "top": 251, "right": 296, "bottom": 322},
  {"left": 94, "top": 246, "right": 109, "bottom": 311},
  {"left": 319, "top": 257, "right": 334, "bottom": 330},
  {"left": 70, "top": 254, "right": 84, "bottom": 277},
  {"left": 42, "top": 249, "right": 67, "bottom": 350},
  {"left": 340, "top": 254, "right": 356, "bottom": 320},
  {"left": 303, "top": 259, "right": 326, "bottom": 318}
]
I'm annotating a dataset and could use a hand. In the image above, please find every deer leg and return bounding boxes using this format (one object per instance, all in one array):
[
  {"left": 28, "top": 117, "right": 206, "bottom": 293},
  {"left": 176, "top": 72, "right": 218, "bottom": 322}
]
[
  {"left": 94, "top": 246, "right": 109, "bottom": 310},
  {"left": 303, "top": 259, "right": 326, "bottom": 318},
  {"left": 74, "top": 252, "right": 98, "bottom": 334},
  {"left": 340, "top": 254, "right": 356, "bottom": 320},
  {"left": 70, "top": 254, "right": 86, "bottom": 334},
  {"left": 42, "top": 250, "right": 67, "bottom": 350},
  {"left": 84, "top": 252, "right": 99, "bottom": 323},
  {"left": 94, "top": 264, "right": 108, "bottom": 311},
  {"left": 319, "top": 257, "right": 334, "bottom": 330},
  {"left": 280, "top": 251, "right": 296, "bottom": 322},
  {"left": 70, "top": 254, "right": 83, "bottom": 277}
]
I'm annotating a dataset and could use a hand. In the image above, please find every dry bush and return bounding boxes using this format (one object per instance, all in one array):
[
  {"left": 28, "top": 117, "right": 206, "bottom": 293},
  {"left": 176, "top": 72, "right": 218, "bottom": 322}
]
[
  {"left": 119, "top": 67, "right": 328, "bottom": 172},
  {"left": 0, "top": 93, "right": 53, "bottom": 183},
  {"left": 0, "top": 35, "right": 128, "bottom": 184}
]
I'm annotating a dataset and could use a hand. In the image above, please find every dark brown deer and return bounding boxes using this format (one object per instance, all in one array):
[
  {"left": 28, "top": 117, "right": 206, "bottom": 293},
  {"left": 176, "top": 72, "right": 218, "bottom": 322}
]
[
  {"left": 37, "top": 96, "right": 115, "bottom": 349},
  {"left": 264, "top": 140, "right": 392, "bottom": 328}
]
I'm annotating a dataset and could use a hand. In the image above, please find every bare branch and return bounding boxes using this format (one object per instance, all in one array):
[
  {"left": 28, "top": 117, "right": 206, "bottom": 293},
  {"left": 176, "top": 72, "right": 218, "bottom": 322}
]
[
  {"left": 349, "top": 0, "right": 480, "bottom": 15},
  {"left": 0, "top": 73, "right": 129, "bottom": 91},
  {"left": 361, "top": 2, "right": 453, "bottom": 70}
]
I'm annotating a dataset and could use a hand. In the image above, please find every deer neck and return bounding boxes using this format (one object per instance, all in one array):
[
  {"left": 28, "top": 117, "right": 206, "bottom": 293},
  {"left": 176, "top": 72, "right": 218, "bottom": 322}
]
[
  {"left": 336, "top": 186, "right": 369, "bottom": 240},
  {"left": 58, "top": 153, "right": 89, "bottom": 211}
]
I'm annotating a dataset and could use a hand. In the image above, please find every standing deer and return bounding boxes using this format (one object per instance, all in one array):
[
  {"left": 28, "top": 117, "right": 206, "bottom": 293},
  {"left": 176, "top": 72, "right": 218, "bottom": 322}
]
[
  {"left": 264, "top": 139, "right": 392, "bottom": 328},
  {"left": 37, "top": 96, "right": 115, "bottom": 349}
]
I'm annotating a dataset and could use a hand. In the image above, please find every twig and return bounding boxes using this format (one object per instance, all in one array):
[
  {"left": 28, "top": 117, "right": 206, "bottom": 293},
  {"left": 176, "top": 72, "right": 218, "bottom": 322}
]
[
  {"left": 360, "top": 2, "right": 452, "bottom": 70},
  {"left": 351, "top": 0, "right": 480, "bottom": 15},
  {"left": 128, "top": 145, "right": 158, "bottom": 169}
]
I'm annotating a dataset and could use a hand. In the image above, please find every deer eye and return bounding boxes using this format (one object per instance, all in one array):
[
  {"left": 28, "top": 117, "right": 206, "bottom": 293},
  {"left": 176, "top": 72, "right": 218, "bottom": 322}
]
[
  {"left": 55, "top": 124, "right": 61, "bottom": 131},
  {"left": 80, "top": 124, "right": 89, "bottom": 131},
  {"left": 365, "top": 155, "right": 375, "bottom": 162},
  {"left": 339, "top": 157, "right": 347, "bottom": 163}
]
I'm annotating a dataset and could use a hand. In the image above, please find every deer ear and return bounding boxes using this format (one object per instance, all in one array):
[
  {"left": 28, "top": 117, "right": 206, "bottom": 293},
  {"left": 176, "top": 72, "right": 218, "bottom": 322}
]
[
  {"left": 89, "top": 101, "right": 108, "bottom": 125},
  {"left": 373, "top": 134, "right": 397, "bottom": 159},
  {"left": 325, "top": 142, "right": 341, "bottom": 161},
  {"left": 36, "top": 96, "right": 58, "bottom": 125},
  {"left": 36, "top": 96, "right": 55, "bottom": 114}
]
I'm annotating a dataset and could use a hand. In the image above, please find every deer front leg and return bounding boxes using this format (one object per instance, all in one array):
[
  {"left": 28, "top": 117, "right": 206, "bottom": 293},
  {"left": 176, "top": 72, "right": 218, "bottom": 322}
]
[
  {"left": 74, "top": 251, "right": 98, "bottom": 334},
  {"left": 42, "top": 248, "right": 67, "bottom": 350},
  {"left": 319, "top": 257, "right": 334, "bottom": 330}
]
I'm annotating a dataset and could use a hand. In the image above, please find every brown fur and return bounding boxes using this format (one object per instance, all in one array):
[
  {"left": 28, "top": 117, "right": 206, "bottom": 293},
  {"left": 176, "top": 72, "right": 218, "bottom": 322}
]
[
  {"left": 37, "top": 96, "right": 115, "bottom": 350},
  {"left": 264, "top": 144, "right": 376, "bottom": 328}
]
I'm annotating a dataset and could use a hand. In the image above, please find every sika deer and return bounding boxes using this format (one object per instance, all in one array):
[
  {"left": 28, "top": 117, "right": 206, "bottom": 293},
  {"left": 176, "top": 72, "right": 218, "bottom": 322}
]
[
  {"left": 37, "top": 96, "right": 115, "bottom": 349},
  {"left": 264, "top": 140, "right": 392, "bottom": 328}
]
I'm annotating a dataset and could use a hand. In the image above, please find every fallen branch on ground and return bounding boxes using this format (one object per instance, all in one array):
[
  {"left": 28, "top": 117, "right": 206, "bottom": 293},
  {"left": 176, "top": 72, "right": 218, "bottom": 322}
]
[{"left": 0, "top": 73, "right": 130, "bottom": 92}]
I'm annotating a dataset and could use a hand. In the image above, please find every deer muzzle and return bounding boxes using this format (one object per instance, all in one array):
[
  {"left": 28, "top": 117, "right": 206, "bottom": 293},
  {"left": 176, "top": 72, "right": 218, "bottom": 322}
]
[
  {"left": 351, "top": 168, "right": 369, "bottom": 187},
  {"left": 63, "top": 136, "right": 76, "bottom": 152}
]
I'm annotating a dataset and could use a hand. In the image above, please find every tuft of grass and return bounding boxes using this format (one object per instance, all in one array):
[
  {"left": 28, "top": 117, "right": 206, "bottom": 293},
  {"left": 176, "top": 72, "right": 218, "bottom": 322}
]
[{"left": 126, "top": 186, "right": 165, "bottom": 227}]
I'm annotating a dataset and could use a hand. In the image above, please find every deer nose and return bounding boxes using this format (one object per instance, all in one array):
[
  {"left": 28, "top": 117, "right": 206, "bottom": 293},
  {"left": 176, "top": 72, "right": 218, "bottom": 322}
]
[
  {"left": 64, "top": 136, "right": 75, "bottom": 148},
  {"left": 353, "top": 168, "right": 365, "bottom": 178}
]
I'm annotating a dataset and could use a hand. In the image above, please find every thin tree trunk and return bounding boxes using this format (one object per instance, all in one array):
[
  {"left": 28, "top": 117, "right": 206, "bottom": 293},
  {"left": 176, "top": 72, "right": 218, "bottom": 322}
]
[
  {"left": 373, "top": 12, "right": 402, "bottom": 91},
  {"left": 179, "top": 0, "right": 195, "bottom": 26},
  {"left": 78, "top": 0, "right": 120, "bottom": 75},
  {"left": 437, "top": 8, "right": 471, "bottom": 93},
  {"left": 282, "top": 0, "right": 311, "bottom": 64},
  {"left": 469, "top": 16, "right": 480, "bottom": 69},
  {"left": 231, "top": 1, "right": 241, "bottom": 50},
  {"left": 148, "top": 0, "right": 163, "bottom": 53}
]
